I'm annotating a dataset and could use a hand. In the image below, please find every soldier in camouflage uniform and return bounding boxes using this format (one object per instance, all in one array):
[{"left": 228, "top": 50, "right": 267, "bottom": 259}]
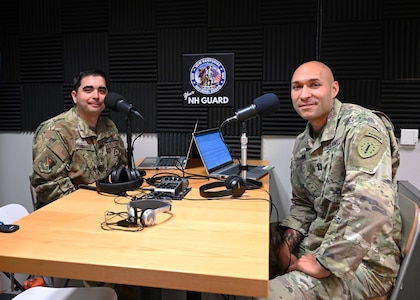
[
  {"left": 31, "top": 69, "right": 127, "bottom": 208},
  {"left": 263, "top": 61, "right": 401, "bottom": 299}
]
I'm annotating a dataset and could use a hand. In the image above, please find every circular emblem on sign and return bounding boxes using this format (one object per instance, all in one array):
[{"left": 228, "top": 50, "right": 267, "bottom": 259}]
[
  {"left": 357, "top": 139, "right": 380, "bottom": 158},
  {"left": 190, "top": 57, "right": 226, "bottom": 95}
]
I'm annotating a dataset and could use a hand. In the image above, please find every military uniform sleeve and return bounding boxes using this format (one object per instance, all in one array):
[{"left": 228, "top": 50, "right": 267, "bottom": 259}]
[
  {"left": 31, "top": 124, "right": 75, "bottom": 207},
  {"left": 315, "top": 122, "right": 397, "bottom": 279},
  {"left": 281, "top": 193, "right": 317, "bottom": 236},
  {"left": 281, "top": 136, "right": 318, "bottom": 236}
]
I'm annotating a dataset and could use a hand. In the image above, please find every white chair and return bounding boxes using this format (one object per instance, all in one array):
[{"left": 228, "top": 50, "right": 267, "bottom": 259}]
[
  {"left": 0, "top": 203, "right": 29, "bottom": 224},
  {"left": 0, "top": 204, "right": 31, "bottom": 293},
  {"left": 369, "top": 191, "right": 420, "bottom": 300},
  {"left": 12, "top": 286, "right": 117, "bottom": 300},
  {"left": 0, "top": 204, "right": 118, "bottom": 300},
  {"left": 29, "top": 177, "right": 38, "bottom": 211}
]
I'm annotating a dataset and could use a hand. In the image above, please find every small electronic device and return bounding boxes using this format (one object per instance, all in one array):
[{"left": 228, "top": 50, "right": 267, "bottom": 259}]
[
  {"left": 0, "top": 224, "right": 20, "bottom": 233},
  {"left": 153, "top": 176, "right": 190, "bottom": 200},
  {"left": 155, "top": 177, "right": 184, "bottom": 194}
]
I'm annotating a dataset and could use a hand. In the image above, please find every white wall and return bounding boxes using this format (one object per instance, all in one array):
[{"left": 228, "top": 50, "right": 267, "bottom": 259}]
[{"left": 0, "top": 133, "right": 157, "bottom": 212}]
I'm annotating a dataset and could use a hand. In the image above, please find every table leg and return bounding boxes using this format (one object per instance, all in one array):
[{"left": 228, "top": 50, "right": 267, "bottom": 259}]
[
  {"left": 136, "top": 286, "right": 162, "bottom": 300},
  {"left": 187, "top": 291, "right": 202, "bottom": 300}
]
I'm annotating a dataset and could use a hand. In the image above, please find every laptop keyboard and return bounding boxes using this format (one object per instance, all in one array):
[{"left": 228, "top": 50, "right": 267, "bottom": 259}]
[
  {"left": 221, "top": 164, "right": 241, "bottom": 175},
  {"left": 220, "top": 164, "right": 260, "bottom": 176},
  {"left": 157, "top": 157, "right": 179, "bottom": 167}
]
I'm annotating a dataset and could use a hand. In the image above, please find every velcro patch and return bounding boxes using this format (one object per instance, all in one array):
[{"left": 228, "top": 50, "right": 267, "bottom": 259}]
[
  {"left": 75, "top": 140, "right": 95, "bottom": 151},
  {"left": 349, "top": 127, "right": 387, "bottom": 173},
  {"left": 38, "top": 156, "right": 57, "bottom": 174},
  {"left": 365, "top": 130, "right": 384, "bottom": 144},
  {"left": 357, "top": 139, "right": 381, "bottom": 158}
]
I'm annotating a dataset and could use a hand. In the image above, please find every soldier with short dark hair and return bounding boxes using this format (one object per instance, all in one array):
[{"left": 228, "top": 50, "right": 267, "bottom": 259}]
[
  {"left": 263, "top": 61, "right": 401, "bottom": 299},
  {"left": 31, "top": 69, "right": 127, "bottom": 208}
]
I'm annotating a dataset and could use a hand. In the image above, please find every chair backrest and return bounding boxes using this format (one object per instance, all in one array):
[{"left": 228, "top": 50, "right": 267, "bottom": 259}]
[
  {"left": 0, "top": 204, "right": 30, "bottom": 293},
  {"left": 389, "top": 192, "right": 420, "bottom": 300},
  {"left": 0, "top": 203, "right": 29, "bottom": 223},
  {"left": 29, "top": 175, "right": 38, "bottom": 211},
  {"left": 369, "top": 191, "right": 420, "bottom": 300},
  {"left": 12, "top": 286, "right": 118, "bottom": 300}
]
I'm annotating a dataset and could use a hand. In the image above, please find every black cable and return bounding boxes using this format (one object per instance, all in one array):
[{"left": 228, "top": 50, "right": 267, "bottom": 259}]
[
  {"left": 131, "top": 130, "right": 147, "bottom": 169},
  {"left": 113, "top": 194, "right": 133, "bottom": 205},
  {"left": 100, "top": 211, "right": 143, "bottom": 232},
  {"left": 173, "top": 164, "right": 213, "bottom": 181},
  {"left": 268, "top": 193, "right": 281, "bottom": 224},
  {"left": 220, "top": 294, "right": 236, "bottom": 300}
]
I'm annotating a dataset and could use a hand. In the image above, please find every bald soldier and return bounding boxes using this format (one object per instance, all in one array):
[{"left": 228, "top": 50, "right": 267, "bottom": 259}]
[
  {"left": 31, "top": 69, "right": 127, "bottom": 208},
  {"left": 262, "top": 61, "right": 401, "bottom": 299}
]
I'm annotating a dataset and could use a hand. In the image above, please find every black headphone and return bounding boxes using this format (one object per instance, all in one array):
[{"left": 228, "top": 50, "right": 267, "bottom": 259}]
[
  {"left": 127, "top": 199, "right": 172, "bottom": 226},
  {"left": 245, "top": 178, "right": 263, "bottom": 190},
  {"left": 96, "top": 166, "right": 144, "bottom": 195},
  {"left": 199, "top": 175, "right": 247, "bottom": 198}
]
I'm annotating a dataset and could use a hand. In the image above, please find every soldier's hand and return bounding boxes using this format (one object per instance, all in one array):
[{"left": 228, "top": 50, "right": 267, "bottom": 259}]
[
  {"left": 290, "top": 253, "right": 331, "bottom": 279},
  {"left": 288, "top": 254, "right": 331, "bottom": 279}
]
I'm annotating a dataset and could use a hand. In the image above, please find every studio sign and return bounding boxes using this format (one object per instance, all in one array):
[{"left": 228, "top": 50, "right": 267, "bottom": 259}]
[{"left": 182, "top": 53, "right": 234, "bottom": 107}]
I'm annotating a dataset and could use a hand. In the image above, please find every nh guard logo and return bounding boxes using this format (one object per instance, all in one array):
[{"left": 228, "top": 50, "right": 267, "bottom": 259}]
[{"left": 190, "top": 57, "right": 226, "bottom": 95}]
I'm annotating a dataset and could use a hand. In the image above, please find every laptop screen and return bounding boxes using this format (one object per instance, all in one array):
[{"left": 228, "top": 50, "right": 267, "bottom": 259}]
[{"left": 193, "top": 129, "right": 233, "bottom": 173}]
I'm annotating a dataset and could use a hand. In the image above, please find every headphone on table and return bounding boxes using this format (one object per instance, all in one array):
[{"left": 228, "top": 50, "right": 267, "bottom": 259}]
[
  {"left": 96, "top": 166, "right": 144, "bottom": 195},
  {"left": 199, "top": 175, "right": 247, "bottom": 198},
  {"left": 127, "top": 199, "right": 172, "bottom": 226}
]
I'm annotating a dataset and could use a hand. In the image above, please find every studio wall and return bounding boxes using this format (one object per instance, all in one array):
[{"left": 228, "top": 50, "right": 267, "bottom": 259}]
[{"left": 0, "top": 0, "right": 419, "bottom": 157}]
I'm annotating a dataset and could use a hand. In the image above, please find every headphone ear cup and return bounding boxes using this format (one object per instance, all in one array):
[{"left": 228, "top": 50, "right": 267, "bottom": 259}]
[
  {"left": 199, "top": 176, "right": 246, "bottom": 198},
  {"left": 126, "top": 168, "right": 142, "bottom": 182},
  {"left": 140, "top": 209, "right": 156, "bottom": 226},
  {"left": 111, "top": 166, "right": 143, "bottom": 185},
  {"left": 128, "top": 200, "right": 172, "bottom": 227},
  {"left": 96, "top": 167, "right": 143, "bottom": 195},
  {"left": 111, "top": 166, "right": 127, "bottom": 183},
  {"left": 127, "top": 206, "right": 138, "bottom": 224},
  {"left": 245, "top": 178, "right": 263, "bottom": 190},
  {"left": 225, "top": 175, "right": 246, "bottom": 197}
]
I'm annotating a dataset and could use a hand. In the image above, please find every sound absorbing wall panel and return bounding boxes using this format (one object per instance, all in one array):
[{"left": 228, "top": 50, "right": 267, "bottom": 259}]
[{"left": 0, "top": 0, "right": 419, "bottom": 153}]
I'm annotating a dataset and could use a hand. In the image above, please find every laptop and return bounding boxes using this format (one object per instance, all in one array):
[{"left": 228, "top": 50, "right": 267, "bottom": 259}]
[
  {"left": 192, "top": 128, "right": 271, "bottom": 180},
  {"left": 137, "top": 121, "right": 198, "bottom": 170}
]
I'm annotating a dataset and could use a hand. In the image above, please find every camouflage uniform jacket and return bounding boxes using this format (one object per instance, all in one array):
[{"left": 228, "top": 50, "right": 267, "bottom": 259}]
[
  {"left": 281, "top": 99, "right": 401, "bottom": 281},
  {"left": 31, "top": 106, "right": 127, "bottom": 207}
]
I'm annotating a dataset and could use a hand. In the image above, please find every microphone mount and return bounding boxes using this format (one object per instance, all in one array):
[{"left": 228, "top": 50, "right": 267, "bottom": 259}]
[
  {"left": 120, "top": 101, "right": 144, "bottom": 119},
  {"left": 125, "top": 111, "right": 134, "bottom": 169},
  {"left": 240, "top": 122, "right": 248, "bottom": 180}
]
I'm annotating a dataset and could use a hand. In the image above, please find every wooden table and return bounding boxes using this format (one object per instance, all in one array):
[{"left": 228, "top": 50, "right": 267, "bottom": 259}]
[{"left": 0, "top": 161, "right": 270, "bottom": 298}]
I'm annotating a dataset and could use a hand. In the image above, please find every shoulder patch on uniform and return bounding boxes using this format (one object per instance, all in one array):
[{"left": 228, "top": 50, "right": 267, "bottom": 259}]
[
  {"left": 349, "top": 127, "right": 387, "bottom": 174},
  {"left": 357, "top": 138, "right": 381, "bottom": 158},
  {"left": 38, "top": 156, "right": 57, "bottom": 174},
  {"left": 365, "top": 130, "right": 384, "bottom": 144}
]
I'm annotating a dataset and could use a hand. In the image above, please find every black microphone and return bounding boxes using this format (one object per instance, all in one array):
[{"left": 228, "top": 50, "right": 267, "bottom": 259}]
[
  {"left": 225, "top": 93, "right": 280, "bottom": 123},
  {"left": 104, "top": 92, "right": 144, "bottom": 119}
]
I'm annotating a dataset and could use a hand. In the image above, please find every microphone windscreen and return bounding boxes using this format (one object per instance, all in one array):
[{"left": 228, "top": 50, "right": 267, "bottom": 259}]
[
  {"left": 254, "top": 93, "right": 280, "bottom": 117},
  {"left": 104, "top": 92, "right": 124, "bottom": 111}
]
